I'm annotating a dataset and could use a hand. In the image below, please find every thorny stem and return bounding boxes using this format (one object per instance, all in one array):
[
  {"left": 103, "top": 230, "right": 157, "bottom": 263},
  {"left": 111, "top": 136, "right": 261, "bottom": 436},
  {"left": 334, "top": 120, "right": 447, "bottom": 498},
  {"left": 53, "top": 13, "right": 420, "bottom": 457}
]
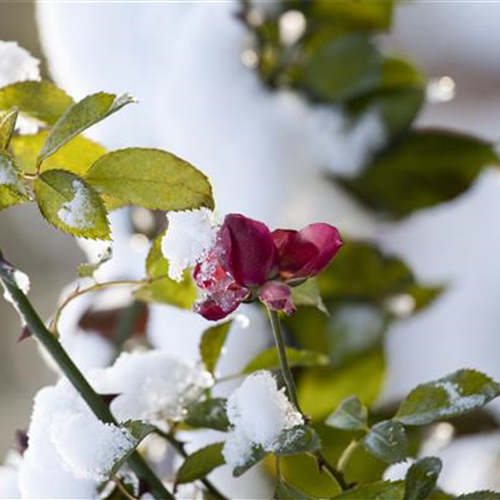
[
  {"left": 0, "top": 254, "right": 174, "bottom": 500},
  {"left": 265, "top": 307, "right": 350, "bottom": 492},
  {"left": 154, "top": 429, "right": 229, "bottom": 500}
]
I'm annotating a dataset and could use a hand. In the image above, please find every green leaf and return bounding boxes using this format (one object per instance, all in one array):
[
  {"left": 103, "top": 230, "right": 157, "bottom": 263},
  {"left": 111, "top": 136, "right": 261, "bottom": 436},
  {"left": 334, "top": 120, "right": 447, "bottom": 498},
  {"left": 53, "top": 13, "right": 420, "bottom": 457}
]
[
  {"left": 134, "top": 230, "right": 197, "bottom": 309},
  {"left": 404, "top": 457, "right": 442, "bottom": 500},
  {"left": 38, "top": 92, "right": 135, "bottom": 164},
  {"left": 291, "top": 279, "right": 328, "bottom": 314},
  {"left": 299, "top": 348, "right": 385, "bottom": 420},
  {"left": 85, "top": 148, "right": 214, "bottom": 211},
  {"left": 233, "top": 445, "right": 268, "bottom": 477},
  {"left": 34, "top": 169, "right": 111, "bottom": 240},
  {"left": 349, "top": 57, "right": 425, "bottom": 139},
  {"left": 457, "top": 492, "right": 500, "bottom": 500},
  {"left": 296, "top": 33, "right": 382, "bottom": 103},
  {"left": 242, "top": 347, "right": 329, "bottom": 375},
  {"left": 176, "top": 442, "right": 225, "bottom": 485},
  {"left": 308, "top": 0, "right": 394, "bottom": 32},
  {"left": 274, "top": 480, "right": 311, "bottom": 500},
  {"left": 274, "top": 425, "right": 321, "bottom": 456},
  {"left": 0, "top": 81, "right": 74, "bottom": 125},
  {"left": 78, "top": 246, "right": 112, "bottom": 278},
  {"left": 332, "top": 480, "right": 404, "bottom": 499},
  {"left": 110, "top": 420, "right": 155, "bottom": 476},
  {"left": 200, "top": 320, "right": 233, "bottom": 374},
  {"left": 10, "top": 131, "right": 106, "bottom": 176},
  {"left": 362, "top": 420, "right": 408, "bottom": 464},
  {"left": 326, "top": 396, "right": 368, "bottom": 431},
  {"left": 339, "top": 130, "right": 500, "bottom": 218},
  {"left": 0, "top": 108, "right": 18, "bottom": 149},
  {"left": 185, "top": 398, "right": 230, "bottom": 432},
  {"left": 395, "top": 369, "right": 500, "bottom": 426},
  {"left": 0, "top": 151, "right": 30, "bottom": 211}
]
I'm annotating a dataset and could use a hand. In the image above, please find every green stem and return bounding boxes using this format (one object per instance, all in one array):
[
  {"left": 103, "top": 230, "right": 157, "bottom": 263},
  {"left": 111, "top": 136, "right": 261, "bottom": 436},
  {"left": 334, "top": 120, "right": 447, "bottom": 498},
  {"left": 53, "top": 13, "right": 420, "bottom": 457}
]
[
  {"left": 266, "top": 307, "right": 301, "bottom": 411},
  {"left": 0, "top": 255, "right": 174, "bottom": 500},
  {"left": 337, "top": 440, "right": 360, "bottom": 474},
  {"left": 265, "top": 307, "right": 350, "bottom": 492},
  {"left": 155, "top": 429, "right": 229, "bottom": 500}
]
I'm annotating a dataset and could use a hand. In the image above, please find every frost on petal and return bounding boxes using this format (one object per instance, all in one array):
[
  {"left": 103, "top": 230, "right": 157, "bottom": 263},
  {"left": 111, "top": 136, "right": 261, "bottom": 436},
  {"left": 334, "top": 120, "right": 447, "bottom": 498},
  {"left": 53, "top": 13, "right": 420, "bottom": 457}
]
[
  {"left": 90, "top": 351, "right": 213, "bottom": 424},
  {"left": 0, "top": 41, "right": 40, "bottom": 88},
  {"left": 57, "top": 180, "right": 96, "bottom": 230},
  {"left": 51, "top": 413, "right": 135, "bottom": 481},
  {"left": 161, "top": 208, "right": 218, "bottom": 281},
  {"left": 223, "top": 371, "right": 303, "bottom": 468}
]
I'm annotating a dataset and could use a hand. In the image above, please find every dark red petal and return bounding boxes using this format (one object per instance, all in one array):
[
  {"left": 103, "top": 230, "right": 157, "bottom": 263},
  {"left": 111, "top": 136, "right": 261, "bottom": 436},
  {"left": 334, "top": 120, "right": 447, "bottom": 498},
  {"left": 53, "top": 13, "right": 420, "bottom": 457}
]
[
  {"left": 299, "top": 223, "right": 343, "bottom": 276},
  {"left": 273, "top": 229, "right": 318, "bottom": 279},
  {"left": 259, "top": 281, "right": 296, "bottom": 315},
  {"left": 220, "top": 214, "right": 278, "bottom": 287},
  {"left": 194, "top": 297, "right": 239, "bottom": 321}
]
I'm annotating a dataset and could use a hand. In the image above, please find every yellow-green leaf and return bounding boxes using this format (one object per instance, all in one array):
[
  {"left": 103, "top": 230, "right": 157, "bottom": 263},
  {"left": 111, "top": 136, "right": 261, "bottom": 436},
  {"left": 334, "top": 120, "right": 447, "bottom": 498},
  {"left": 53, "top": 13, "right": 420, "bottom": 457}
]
[
  {"left": 135, "top": 230, "right": 197, "bottom": 309},
  {"left": 34, "top": 169, "right": 110, "bottom": 240},
  {"left": 0, "top": 151, "right": 30, "bottom": 211},
  {"left": 0, "top": 108, "right": 18, "bottom": 149},
  {"left": 200, "top": 320, "right": 233, "bottom": 374},
  {"left": 10, "top": 131, "right": 106, "bottom": 175},
  {"left": 0, "top": 81, "right": 73, "bottom": 125},
  {"left": 85, "top": 148, "right": 214, "bottom": 211},
  {"left": 38, "top": 92, "right": 135, "bottom": 163}
]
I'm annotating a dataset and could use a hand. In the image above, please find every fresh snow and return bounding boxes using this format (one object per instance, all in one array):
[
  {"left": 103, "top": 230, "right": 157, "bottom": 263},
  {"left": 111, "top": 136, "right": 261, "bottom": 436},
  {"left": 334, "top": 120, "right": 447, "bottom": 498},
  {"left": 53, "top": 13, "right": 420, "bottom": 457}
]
[
  {"left": 57, "top": 180, "right": 95, "bottom": 230},
  {"left": 19, "top": 379, "right": 136, "bottom": 499},
  {"left": 223, "top": 371, "right": 303, "bottom": 467},
  {"left": 161, "top": 208, "right": 218, "bottom": 281},
  {"left": 90, "top": 350, "right": 213, "bottom": 424}
]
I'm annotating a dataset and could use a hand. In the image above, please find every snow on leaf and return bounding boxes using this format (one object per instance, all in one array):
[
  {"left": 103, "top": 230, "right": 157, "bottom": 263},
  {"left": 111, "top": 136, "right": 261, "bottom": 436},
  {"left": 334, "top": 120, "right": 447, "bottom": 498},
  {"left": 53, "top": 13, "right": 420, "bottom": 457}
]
[{"left": 223, "top": 371, "right": 303, "bottom": 470}]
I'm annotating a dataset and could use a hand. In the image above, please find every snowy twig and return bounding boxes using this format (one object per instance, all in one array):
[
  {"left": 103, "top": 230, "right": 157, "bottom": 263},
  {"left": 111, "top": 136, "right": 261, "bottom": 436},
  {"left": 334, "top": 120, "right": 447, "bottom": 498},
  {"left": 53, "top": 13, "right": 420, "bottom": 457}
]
[
  {"left": 0, "top": 252, "right": 174, "bottom": 500},
  {"left": 266, "top": 307, "right": 351, "bottom": 491}
]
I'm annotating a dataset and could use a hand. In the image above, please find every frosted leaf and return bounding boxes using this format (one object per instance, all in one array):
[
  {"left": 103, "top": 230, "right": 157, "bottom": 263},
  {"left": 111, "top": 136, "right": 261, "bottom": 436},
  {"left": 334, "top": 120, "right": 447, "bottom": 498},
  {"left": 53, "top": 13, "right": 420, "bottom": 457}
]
[
  {"left": 223, "top": 371, "right": 303, "bottom": 467},
  {"left": 434, "top": 381, "right": 486, "bottom": 415},
  {"left": 52, "top": 413, "right": 136, "bottom": 481},
  {"left": 57, "top": 180, "right": 95, "bottom": 230},
  {"left": 90, "top": 350, "right": 213, "bottom": 424},
  {"left": 0, "top": 155, "right": 21, "bottom": 187},
  {"left": 161, "top": 208, "right": 218, "bottom": 281},
  {"left": 0, "top": 41, "right": 40, "bottom": 88}
]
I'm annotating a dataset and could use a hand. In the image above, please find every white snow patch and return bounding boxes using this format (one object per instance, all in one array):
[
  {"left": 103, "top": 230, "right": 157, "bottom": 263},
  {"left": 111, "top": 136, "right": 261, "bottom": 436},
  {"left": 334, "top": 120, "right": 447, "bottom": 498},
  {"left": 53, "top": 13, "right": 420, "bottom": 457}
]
[
  {"left": 435, "top": 380, "right": 486, "bottom": 414},
  {"left": 19, "top": 379, "right": 134, "bottom": 499},
  {"left": 223, "top": 371, "right": 303, "bottom": 467},
  {"left": 52, "top": 413, "right": 135, "bottom": 481},
  {"left": 0, "top": 155, "right": 20, "bottom": 187},
  {"left": 0, "top": 41, "right": 40, "bottom": 88},
  {"left": 161, "top": 208, "right": 218, "bottom": 281},
  {"left": 90, "top": 350, "right": 213, "bottom": 424},
  {"left": 57, "top": 180, "right": 95, "bottom": 230}
]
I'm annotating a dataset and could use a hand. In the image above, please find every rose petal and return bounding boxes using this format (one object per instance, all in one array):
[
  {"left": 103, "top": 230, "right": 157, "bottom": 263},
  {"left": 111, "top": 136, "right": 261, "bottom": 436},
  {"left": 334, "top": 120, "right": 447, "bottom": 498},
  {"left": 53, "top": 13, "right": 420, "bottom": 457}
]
[
  {"left": 194, "top": 297, "right": 240, "bottom": 321},
  {"left": 220, "top": 214, "right": 278, "bottom": 287},
  {"left": 273, "top": 229, "right": 318, "bottom": 279},
  {"left": 298, "top": 223, "right": 343, "bottom": 276},
  {"left": 259, "top": 281, "right": 296, "bottom": 315}
]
